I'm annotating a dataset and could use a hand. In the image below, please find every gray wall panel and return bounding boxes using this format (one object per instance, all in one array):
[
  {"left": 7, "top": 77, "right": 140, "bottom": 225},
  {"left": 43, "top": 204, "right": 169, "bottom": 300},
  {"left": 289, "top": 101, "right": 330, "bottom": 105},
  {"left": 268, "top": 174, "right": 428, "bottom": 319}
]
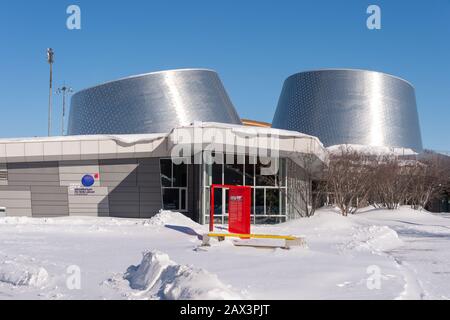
[
  {"left": 59, "top": 160, "right": 100, "bottom": 187},
  {"left": 3, "top": 208, "right": 32, "bottom": 217},
  {"left": 7, "top": 162, "right": 60, "bottom": 186},
  {"left": 0, "top": 187, "right": 32, "bottom": 217},
  {"left": 32, "top": 206, "right": 69, "bottom": 216},
  {"left": 68, "top": 187, "right": 109, "bottom": 217},
  {"left": 31, "top": 186, "right": 69, "bottom": 217},
  {"left": 0, "top": 157, "right": 166, "bottom": 219},
  {"left": 100, "top": 159, "right": 138, "bottom": 188}
]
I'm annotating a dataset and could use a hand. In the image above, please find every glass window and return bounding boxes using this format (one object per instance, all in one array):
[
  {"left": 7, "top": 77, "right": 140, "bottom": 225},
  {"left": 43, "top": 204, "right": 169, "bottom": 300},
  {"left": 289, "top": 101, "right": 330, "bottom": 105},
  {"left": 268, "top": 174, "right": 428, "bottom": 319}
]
[
  {"left": 160, "top": 159, "right": 188, "bottom": 212},
  {"left": 212, "top": 163, "right": 223, "bottom": 185},
  {"left": 266, "top": 189, "right": 280, "bottom": 215},
  {"left": 255, "top": 216, "right": 285, "bottom": 225},
  {"left": 244, "top": 156, "right": 255, "bottom": 186},
  {"left": 280, "top": 189, "right": 286, "bottom": 215},
  {"left": 213, "top": 188, "right": 223, "bottom": 216},
  {"left": 162, "top": 189, "right": 180, "bottom": 210},
  {"left": 225, "top": 188, "right": 229, "bottom": 215},
  {"left": 173, "top": 163, "right": 187, "bottom": 187},
  {"left": 160, "top": 159, "right": 172, "bottom": 187},
  {"left": 180, "top": 189, "right": 186, "bottom": 211},
  {"left": 278, "top": 159, "right": 286, "bottom": 187},
  {"left": 255, "top": 189, "right": 265, "bottom": 215},
  {"left": 224, "top": 155, "right": 244, "bottom": 185},
  {"left": 255, "top": 157, "right": 277, "bottom": 187}
]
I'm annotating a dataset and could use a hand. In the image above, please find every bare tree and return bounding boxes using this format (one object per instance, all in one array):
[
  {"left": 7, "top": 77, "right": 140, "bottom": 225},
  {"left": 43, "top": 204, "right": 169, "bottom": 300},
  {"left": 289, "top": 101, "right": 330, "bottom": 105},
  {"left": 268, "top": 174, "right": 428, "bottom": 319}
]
[
  {"left": 325, "top": 146, "right": 373, "bottom": 216},
  {"left": 369, "top": 155, "right": 414, "bottom": 210},
  {"left": 409, "top": 155, "right": 450, "bottom": 210}
]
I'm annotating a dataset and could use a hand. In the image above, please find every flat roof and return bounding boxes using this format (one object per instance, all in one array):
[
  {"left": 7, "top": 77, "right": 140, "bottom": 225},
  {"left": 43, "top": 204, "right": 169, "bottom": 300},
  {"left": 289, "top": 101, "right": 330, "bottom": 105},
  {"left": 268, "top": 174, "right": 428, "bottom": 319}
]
[{"left": 0, "top": 122, "right": 328, "bottom": 165}]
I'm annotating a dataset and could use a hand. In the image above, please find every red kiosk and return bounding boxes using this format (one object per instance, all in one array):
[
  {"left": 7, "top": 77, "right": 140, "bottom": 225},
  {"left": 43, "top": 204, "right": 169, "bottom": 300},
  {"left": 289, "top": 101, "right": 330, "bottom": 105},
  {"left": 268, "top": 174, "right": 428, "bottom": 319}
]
[
  {"left": 205, "top": 184, "right": 305, "bottom": 249},
  {"left": 209, "top": 184, "right": 252, "bottom": 235}
]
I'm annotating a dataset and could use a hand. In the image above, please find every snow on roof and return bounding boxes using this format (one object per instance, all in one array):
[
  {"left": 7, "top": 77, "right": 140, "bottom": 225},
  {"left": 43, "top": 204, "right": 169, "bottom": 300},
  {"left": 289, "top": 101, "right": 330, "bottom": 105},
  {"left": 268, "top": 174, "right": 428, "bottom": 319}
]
[
  {"left": 0, "top": 133, "right": 168, "bottom": 145},
  {"left": 327, "top": 144, "right": 418, "bottom": 156},
  {"left": 0, "top": 122, "right": 329, "bottom": 164},
  {"left": 0, "top": 122, "right": 322, "bottom": 146}
]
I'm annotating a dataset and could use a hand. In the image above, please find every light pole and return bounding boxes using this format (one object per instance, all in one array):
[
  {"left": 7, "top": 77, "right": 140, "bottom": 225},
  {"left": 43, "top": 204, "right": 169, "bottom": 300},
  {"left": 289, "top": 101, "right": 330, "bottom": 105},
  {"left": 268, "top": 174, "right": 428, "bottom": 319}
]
[
  {"left": 56, "top": 84, "right": 73, "bottom": 136},
  {"left": 47, "top": 48, "right": 55, "bottom": 136},
  {"left": 57, "top": 85, "right": 73, "bottom": 136}
]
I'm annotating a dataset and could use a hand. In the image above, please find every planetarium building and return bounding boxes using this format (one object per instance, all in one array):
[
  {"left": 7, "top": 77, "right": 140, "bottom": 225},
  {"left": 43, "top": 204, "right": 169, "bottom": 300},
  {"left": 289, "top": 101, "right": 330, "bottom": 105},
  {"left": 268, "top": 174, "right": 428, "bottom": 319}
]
[
  {"left": 0, "top": 67, "right": 435, "bottom": 221},
  {"left": 68, "top": 69, "right": 242, "bottom": 135},
  {"left": 272, "top": 69, "right": 423, "bottom": 151},
  {"left": 0, "top": 69, "right": 328, "bottom": 223}
]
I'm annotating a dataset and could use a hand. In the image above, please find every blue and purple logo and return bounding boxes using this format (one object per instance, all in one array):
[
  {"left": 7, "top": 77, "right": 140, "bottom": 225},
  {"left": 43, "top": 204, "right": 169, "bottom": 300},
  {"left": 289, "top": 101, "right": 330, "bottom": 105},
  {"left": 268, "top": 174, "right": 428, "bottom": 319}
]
[{"left": 81, "top": 174, "right": 96, "bottom": 187}]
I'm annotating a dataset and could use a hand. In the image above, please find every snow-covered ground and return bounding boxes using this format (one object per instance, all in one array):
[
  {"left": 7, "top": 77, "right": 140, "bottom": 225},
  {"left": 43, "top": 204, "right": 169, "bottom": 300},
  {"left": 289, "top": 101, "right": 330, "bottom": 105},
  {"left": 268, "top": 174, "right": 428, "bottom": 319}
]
[{"left": 0, "top": 207, "right": 449, "bottom": 300}]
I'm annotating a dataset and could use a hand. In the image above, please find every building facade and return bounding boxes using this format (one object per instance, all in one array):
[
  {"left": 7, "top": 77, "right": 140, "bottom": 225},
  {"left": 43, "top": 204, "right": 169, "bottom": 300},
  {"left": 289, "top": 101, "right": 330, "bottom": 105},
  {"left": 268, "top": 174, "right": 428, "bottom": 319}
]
[
  {"left": 272, "top": 69, "right": 423, "bottom": 151},
  {"left": 68, "top": 69, "right": 242, "bottom": 135},
  {"left": 0, "top": 123, "right": 328, "bottom": 223}
]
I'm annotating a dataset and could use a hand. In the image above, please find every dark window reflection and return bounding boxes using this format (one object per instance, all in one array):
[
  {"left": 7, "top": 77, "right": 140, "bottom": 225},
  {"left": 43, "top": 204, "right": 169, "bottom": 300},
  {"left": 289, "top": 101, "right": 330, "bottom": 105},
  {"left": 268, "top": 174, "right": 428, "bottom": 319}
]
[
  {"left": 245, "top": 156, "right": 254, "bottom": 186},
  {"left": 255, "top": 217, "right": 284, "bottom": 225},
  {"left": 266, "top": 189, "right": 280, "bottom": 215},
  {"left": 162, "top": 189, "right": 179, "bottom": 210},
  {"left": 160, "top": 159, "right": 172, "bottom": 187},
  {"left": 255, "top": 158, "right": 277, "bottom": 187},
  {"left": 224, "top": 155, "right": 244, "bottom": 185},
  {"left": 173, "top": 163, "right": 187, "bottom": 187},
  {"left": 181, "top": 189, "right": 186, "bottom": 210},
  {"left": 255, "top": 189, "right": 265, "bottom": 215},
  {"left": 214, "top": 188, "right": 223, "bottom": 216},
  {"left": 212, "top": 163, "right": 222, "bottom": 185}
]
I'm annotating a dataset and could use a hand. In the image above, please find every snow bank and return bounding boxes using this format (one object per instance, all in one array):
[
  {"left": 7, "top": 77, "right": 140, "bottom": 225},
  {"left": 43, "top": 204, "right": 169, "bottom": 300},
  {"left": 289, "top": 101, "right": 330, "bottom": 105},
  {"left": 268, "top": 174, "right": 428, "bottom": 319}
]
[
  {"left": 0, "top": 260, "right": 48, "bottom": 287},
  {"left": 346, "top": 226, "right": 403, "bottom": 252},
  {"left": 146, "top": 211, "right": 201, "bottom": 229},
  {"left": 125, "top": 251, "right": 242, "bottom": 300},
  {"left": 0, "top": 213, "right": 197, "bottom": 228}
]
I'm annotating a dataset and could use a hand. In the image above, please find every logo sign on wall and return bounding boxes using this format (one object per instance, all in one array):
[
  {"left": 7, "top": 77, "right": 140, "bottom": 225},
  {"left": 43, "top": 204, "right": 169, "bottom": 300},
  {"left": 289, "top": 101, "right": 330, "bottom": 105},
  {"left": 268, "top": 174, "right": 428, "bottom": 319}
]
[
  {"left": 81, "top": 174, "right": 95, "bottom": 187},
  {"left": 72, "top": 173, "right": 100, "bottom": 195}
]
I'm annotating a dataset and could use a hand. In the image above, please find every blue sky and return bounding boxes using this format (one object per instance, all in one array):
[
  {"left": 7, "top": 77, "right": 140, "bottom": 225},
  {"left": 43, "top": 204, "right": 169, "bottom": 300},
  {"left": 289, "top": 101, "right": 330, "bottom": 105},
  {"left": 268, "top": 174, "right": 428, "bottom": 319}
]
[{"left": 0, "top": 0, "right": 449, "bottom": 151}]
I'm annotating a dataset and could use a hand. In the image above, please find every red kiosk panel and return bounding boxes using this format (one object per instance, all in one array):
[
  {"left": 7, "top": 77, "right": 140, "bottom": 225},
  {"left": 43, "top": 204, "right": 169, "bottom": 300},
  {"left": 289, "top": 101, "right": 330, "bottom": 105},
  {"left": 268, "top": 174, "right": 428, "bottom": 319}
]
[{"left": 228, "top": 187, "right": 251, "bottom": 235}]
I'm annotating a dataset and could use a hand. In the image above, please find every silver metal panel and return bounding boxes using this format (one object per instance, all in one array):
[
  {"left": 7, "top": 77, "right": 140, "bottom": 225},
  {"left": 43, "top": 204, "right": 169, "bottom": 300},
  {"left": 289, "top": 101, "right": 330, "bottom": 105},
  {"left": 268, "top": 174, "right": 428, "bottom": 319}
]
[
  {"left": 272, "top": 69, "right": 423, "bottom": 151},
  {"left": 68, "top": 69, "right": 242, "bottom": 135}
]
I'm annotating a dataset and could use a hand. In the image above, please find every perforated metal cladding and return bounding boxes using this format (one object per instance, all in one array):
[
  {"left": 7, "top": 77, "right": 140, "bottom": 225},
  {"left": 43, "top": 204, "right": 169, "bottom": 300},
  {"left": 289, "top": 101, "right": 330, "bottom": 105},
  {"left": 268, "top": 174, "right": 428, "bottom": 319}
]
[
  {"left": 68, "top": 69, "right": 242, "bottom": 135},
  {"left": 272, "top": 70, "right": 423, "bottom": 151}
]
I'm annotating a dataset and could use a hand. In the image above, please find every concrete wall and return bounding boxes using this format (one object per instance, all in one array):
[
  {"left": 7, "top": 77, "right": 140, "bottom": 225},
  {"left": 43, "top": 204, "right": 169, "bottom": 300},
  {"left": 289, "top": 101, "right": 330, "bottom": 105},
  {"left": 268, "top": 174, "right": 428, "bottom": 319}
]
[{"left": 0, "top": 158, "right": 163, "bottom": 218}]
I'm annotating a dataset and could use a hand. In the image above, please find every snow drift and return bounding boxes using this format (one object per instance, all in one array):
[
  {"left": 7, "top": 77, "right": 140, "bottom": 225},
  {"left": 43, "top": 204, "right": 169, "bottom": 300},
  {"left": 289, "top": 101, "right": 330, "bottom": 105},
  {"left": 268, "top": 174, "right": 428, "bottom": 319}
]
[
  {"left": 146, "top": 211, "right": 200, "bottom": 228},
  {"left": 0, "top": 260, "right": 48, "bottom": 287},
  {"left": 124, "top": 251, "right": 242, "bottom": 300},
  {"left": 346, "top": 225, "right": 403, "bottom": 253}
]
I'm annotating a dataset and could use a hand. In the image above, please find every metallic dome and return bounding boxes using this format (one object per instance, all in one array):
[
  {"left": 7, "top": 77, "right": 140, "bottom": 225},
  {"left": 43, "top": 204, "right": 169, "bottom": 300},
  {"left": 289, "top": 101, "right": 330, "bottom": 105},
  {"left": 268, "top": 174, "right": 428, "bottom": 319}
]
[
  {"left": 272, "top": 69, "right": 423, "bottom": 151},
  {"left": 68, "top": 69, "right": 241, "bottom": 135}
]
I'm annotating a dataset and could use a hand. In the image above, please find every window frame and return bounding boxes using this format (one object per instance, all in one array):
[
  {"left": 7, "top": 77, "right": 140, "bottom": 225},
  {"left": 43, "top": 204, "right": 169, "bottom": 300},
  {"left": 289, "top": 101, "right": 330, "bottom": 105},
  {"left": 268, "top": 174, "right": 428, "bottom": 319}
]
[{"left": 160, "top": 158, "right": 188, "bottom": 212}]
